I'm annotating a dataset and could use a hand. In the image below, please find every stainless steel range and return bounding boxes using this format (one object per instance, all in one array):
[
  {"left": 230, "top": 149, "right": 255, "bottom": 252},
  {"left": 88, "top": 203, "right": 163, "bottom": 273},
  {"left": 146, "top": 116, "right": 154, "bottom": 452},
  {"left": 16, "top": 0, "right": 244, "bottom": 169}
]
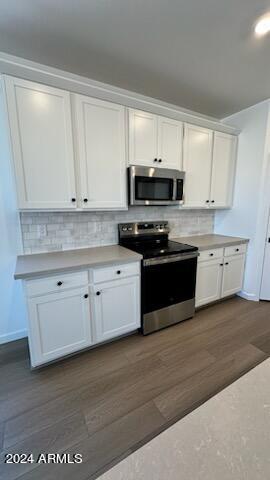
[{"left": 118, "top": 221, "right": 198, "bottom": 335}]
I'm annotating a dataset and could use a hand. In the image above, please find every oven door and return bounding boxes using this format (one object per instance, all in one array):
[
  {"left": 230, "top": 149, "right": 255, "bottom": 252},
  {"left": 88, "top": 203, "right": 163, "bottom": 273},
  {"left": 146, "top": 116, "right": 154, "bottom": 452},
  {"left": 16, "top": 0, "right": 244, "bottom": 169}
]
[
  {"left": 142, "top": 253, "right": 198, "bottom": 334},
  {"left": 129, "top": 165, "right": 184, "bottom": 205}
]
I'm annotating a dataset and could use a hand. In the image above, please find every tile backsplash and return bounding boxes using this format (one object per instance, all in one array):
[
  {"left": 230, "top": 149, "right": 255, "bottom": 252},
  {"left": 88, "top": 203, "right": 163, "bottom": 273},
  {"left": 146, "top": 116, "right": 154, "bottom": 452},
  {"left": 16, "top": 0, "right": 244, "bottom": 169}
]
[{"left": 20, "top": 208, "right": 215, "bottom": 254}]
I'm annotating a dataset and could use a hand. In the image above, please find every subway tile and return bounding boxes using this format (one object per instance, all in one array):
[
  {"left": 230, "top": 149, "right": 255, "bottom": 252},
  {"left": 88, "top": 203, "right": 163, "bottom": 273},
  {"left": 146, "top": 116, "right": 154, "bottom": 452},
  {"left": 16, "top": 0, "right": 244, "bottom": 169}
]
[{"left": 20, "top": 209, "right": 215, "bottom": 254}]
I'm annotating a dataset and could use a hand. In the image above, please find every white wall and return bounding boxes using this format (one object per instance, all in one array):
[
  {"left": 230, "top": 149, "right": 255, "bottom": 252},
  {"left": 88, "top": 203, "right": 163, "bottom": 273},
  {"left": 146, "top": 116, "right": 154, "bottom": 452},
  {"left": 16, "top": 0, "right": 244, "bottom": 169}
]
[
  {"left": 215, "top": 100, "right": 270, "bottom": 300},
  {"left": 0, "top": 78, "right": 27, "bottom": 343}
]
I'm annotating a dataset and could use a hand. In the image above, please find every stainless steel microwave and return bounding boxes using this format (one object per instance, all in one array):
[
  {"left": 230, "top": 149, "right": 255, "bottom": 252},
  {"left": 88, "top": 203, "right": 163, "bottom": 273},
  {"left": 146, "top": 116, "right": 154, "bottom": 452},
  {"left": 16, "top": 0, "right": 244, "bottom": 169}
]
[{"left": 128, "top": 165, "right": 185, "bottom": 206}]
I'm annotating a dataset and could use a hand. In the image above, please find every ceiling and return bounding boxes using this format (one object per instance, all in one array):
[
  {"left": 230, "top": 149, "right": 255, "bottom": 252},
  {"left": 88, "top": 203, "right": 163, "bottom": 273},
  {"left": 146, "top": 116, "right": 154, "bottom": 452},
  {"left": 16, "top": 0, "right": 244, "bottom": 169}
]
[{"left": 0, "top": 0, "right": 269, "bottom": 118}]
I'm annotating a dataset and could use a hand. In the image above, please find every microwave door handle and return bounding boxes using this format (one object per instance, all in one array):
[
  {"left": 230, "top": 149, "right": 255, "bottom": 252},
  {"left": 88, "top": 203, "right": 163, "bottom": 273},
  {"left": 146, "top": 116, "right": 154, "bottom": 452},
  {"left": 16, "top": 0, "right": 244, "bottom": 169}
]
[{"left": 172, "top": 179, "right": 177, "bottom": 200}]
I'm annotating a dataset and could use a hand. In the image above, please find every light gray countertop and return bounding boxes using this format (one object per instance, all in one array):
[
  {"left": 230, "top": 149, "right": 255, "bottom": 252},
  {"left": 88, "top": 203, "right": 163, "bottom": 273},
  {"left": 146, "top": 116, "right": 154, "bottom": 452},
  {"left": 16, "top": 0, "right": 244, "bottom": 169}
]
[
  {"left": 172, "top": 233, "right": 249, "bottom": 251},
  {"left": 14, "top": 245, "right": 142, "bottom": 280},
  {"left": 98, "top": 358, "right": 270, "bottom": 480}
]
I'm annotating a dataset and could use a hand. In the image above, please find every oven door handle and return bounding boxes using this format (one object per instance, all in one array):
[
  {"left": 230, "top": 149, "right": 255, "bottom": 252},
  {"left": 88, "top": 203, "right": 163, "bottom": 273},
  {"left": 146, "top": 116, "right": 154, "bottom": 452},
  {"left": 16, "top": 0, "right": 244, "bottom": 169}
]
[{"left": 143, "top": 252, "right": 199, "bottom": 266}]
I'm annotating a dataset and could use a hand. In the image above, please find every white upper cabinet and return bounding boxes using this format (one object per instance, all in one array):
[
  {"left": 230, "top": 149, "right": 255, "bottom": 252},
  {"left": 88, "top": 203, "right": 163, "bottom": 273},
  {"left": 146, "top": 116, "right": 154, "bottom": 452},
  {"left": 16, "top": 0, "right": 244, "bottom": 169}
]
[
  {"left": 4, "top": 75, "right": 238, "bottom": 212},
  {"left": 183, "top": 124, "right": 213, "bottom": 208},
  {"left": 4, "top": 76, "right": 76, "bottom": 210},
  {"left": 129, "top": 109, "right": 158, "bottom": 166},
  {"left": 129, "top": 109, "right": 182, "bottom": 169},
  {"left": 158, "top": 116, "right": 183, "bottom": 169},
  {"left": 74, "top": 95, "right": 127, "bottom": 210},
  {"left": 210, "top": 132, "right": 237, "bottom": 208}
]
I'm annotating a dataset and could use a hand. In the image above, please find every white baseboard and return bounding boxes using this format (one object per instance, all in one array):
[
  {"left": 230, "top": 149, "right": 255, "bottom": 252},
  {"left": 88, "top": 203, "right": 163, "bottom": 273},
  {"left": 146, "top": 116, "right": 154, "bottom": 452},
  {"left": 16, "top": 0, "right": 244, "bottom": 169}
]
[
  {"left": 0, "top": 329, "right": 27, "bottom": 345},
  {"left": 237, "top": 291, "right": 259, "bottom": 302}
]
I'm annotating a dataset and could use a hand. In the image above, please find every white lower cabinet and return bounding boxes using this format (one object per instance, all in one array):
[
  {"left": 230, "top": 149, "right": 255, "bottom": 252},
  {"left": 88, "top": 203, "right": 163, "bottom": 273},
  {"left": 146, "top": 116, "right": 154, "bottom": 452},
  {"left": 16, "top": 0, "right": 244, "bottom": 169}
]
[
  {"left": 25, "top": 262, "right": 140, "bottom": 367},
  {"left": 221, "top": 254, "right": 245, "bottom": 298},
  {"left": 195, "top": 245, "right": 246, "bottom": 308},
  {"left": 195, "top": 260, "right": 223, "bottom": 307},
  {"left": 28, "top": 287, "right": 92, "bottom": 367},
  {"left": 92, "top": 276, "right": 140, "bottom": 343}
]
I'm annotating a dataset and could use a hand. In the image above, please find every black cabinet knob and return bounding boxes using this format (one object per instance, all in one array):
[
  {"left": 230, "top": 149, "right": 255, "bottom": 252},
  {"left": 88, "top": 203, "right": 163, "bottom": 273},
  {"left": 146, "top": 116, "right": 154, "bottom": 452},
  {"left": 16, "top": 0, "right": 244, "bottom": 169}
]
[
  {"left": 225, "top": 262, "right": 229, "bottom": 265},
  {"left": 71, "top": 198, "right": 76, "bottom": 203},
  {"left": 96, "top": 291, "right": 101, "bottom": 296},
  {"left": 57, "top": 281, "right": 63, "bottom": 286},
  {"left": 211, "top": 200, "right": 215, "bottom": 203},
  {"left": 154, "top": 158, "right": 158, "bottom": 163},
  {"left": 206, "top": 200, "right": 210, "bottom": 203},
  {"left": 117, "top": 270, "right": 121, "bottom": 275},
  {"left": 236, "top": 248, "right": 239, "bottom": 252},
  {"left": 84, "top": 294, "right": 88, "bottom": 299},
  {"left": 209, "top": 253, "right": 214, "bottom": 257},
  {"left": 158, "top": 159, "right": 162, "bottom": 163},
  {"left": 83, "top": 198, "right": 88, "bottom": 203},
  {"left": 220, "top": 263, "right": 224, "bottom": 266}
]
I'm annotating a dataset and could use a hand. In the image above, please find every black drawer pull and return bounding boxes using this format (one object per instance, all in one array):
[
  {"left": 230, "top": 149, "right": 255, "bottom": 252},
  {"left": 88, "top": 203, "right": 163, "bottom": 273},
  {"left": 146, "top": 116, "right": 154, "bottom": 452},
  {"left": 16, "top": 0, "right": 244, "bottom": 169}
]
[
  {"left": 220, "top": 263, "right": 224, "bottom": 266},
  {"left": 236, "top": 248, "right": 239, "bottom": 252},
  {"left": 209, "top": 253, "right": 214, "bottom": 256},
  {"left": 57, "top": 281, "right": 63, "bottom": 286},
  {"left": 117, "top": 270, "right": 121, "bottom": 275},
  {"left": 83, "top": 198, "right": 88, "bottom": 203},
  {"left": 84, "top": 294, "right": 88, "bottom": 299},
  {"left": 211, "top": 200, "right": 215, "bottom": 203},
  {"left": 154, "top": 158, "right": 158, "bottom": 162},
  {"left": 225, "top": 262, "right": 229, "bottom": 265},
  {"left": 71, "top": 198, "right": 76, "bottom": 203},
  {"left": 158, "top": 159, "right": 162, "bottom": 163},
  {"left": 206, "top": 200, "right": 210, "bottom": 203},
  {"left": 96, "top": 291, "right": 101, "bottom": 296}
]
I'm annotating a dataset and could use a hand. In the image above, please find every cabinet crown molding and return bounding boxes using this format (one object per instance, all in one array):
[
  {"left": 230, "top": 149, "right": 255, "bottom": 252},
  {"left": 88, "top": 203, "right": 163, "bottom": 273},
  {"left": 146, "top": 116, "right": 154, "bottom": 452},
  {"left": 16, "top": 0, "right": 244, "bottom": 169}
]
[{"left": 0, "top": 51, "right": 240, "bottom": 135}]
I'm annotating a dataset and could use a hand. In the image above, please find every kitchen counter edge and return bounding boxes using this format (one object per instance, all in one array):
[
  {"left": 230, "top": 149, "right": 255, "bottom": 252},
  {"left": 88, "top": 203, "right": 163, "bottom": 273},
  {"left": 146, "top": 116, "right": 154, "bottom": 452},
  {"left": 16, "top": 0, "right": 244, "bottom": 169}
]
[
  {"left": 14, "top": 245, "right": 142, "bottom": 280},
  {"left": 172, "top": 234, "right": 249, "bottom": 251}
]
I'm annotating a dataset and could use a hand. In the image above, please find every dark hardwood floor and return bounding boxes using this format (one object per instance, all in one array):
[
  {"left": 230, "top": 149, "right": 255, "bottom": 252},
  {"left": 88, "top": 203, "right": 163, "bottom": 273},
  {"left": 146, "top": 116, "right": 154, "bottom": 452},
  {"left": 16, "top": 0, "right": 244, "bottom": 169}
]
[{"left": 1, "top": 296, "right": 270, "bottom": 480}]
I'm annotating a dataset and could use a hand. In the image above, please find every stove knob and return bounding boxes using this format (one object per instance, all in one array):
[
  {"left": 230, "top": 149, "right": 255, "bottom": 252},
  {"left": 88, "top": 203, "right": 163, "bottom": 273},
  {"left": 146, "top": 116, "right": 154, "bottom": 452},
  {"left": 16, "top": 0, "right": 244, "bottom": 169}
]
[
  {"left": 122, "top": 227, "right": 127, "bottom": 231},
  {"left": 128, "top": 227, "right": 132, "bottom": 231}
]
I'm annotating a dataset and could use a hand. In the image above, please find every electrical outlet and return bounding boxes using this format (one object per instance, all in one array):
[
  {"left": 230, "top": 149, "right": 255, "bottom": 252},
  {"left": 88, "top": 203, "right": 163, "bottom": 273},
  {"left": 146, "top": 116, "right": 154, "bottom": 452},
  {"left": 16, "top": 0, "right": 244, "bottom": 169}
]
[{"left": 38, "top": 225, "right": 47, "bottom": 237}]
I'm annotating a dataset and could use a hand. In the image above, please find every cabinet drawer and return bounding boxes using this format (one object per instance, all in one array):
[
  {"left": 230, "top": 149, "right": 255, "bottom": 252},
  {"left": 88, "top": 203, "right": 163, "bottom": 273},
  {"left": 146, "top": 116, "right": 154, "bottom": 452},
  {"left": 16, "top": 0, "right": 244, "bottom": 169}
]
[
  {"left": 26, "top": 270, "right": 89, "bottom": 297},
  {"left": 224, "top": 244, "right": 247, "bottom": 257},
  {"left": 92, "top": 262, "right": 140, "bottom": 284},
  {"left": 198, "top": 248, "right": 224, "bottom": 263}
]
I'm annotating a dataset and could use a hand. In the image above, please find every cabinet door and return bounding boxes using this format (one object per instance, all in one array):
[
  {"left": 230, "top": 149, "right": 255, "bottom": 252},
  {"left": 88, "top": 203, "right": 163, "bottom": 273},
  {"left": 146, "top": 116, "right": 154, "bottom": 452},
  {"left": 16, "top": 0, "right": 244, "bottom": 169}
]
[
  {"left": 93, "top": 276, "right": 140, "bottom": 343},
  {"left": 183, "top": 124, "right": 213, "bottom": 208},
  {"left": 4, "top": 76, "right": 76, "bottom": 210},
  {"left": 158, "top": 116, "right": 183, "bottom": 169},
  {"left": 221, "top": 254, "right": 245, "bottom": 298},
  {"left": 74, "top": 95, "right": 127, "bottom": 209},
  {"left": 129, "top": 109, "right": 158, "bottom": 166},
  {"left": 210, "top": 132, "right": 237, "bottom": 208},
  {"left": 28, "top": 287, "right": 92, "bottom": 366},
  {"left": 195, "top": 260, "right": 223, "bottom": 307}
]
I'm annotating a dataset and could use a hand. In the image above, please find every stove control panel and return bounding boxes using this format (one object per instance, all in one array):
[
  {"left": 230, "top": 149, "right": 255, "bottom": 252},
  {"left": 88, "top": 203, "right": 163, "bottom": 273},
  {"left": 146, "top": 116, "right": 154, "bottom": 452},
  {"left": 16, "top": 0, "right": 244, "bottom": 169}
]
[{"left": 119, "top": 221, "right": 169, "bottom": 238}]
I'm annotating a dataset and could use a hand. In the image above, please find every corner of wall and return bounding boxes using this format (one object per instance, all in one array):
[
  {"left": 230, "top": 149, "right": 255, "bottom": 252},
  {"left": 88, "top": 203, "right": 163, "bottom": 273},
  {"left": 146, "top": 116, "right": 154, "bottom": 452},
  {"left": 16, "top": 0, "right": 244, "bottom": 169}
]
[{"left": 215, "top": 100, "right": 270, "bottom": 300}]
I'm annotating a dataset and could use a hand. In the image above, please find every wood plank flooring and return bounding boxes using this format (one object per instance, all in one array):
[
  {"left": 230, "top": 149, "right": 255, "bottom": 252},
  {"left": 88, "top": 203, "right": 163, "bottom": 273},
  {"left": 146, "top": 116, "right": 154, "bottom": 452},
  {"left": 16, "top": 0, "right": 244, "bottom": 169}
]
[{"left": 1, "top": 297, "right": 270, "bottom": 480}]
